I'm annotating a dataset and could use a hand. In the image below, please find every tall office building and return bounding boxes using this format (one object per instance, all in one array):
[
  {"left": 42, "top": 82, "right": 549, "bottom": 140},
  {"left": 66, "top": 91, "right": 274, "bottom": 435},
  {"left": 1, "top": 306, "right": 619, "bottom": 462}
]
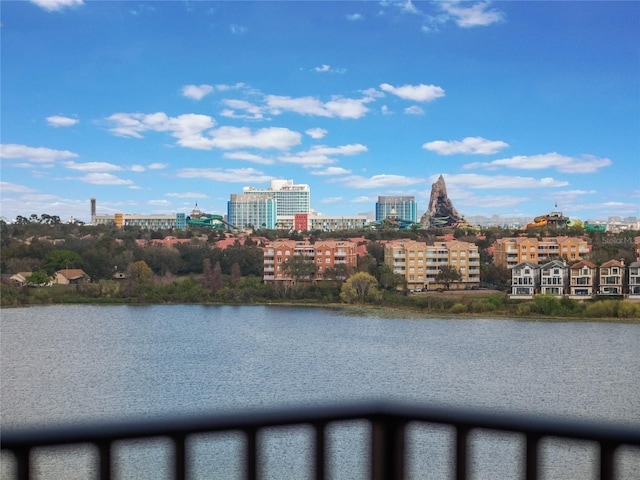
[
  {"left": 375, "top": 196, "right": 417, "bottom": 223},
  {"left": 227, "top": 194, "right": 277, "bottom": 230},
  {"left": 243, "top": 179, "right": 310, "bottom": 217}
]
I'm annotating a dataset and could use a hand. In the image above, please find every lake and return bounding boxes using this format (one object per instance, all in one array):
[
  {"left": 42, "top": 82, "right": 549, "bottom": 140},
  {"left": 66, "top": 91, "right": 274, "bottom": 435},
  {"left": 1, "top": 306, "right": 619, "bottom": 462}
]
[{"left": 1, "top": 305, "right": 639, "bottom": 479}]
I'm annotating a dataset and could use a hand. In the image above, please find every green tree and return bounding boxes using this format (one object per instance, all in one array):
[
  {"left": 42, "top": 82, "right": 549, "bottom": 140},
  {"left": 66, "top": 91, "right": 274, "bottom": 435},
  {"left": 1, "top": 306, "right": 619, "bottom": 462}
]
[
  {"left": 283, "top": 254, "right": 317, "bottom": 283},
  {"left": 44, "top": 249, "right": 83, "bottom": 274},
  {"left": 26, "top": 271, "right": 51, "bottom": 287},
  {"left": 340, "top": 272, "right": 379, "bottom": 304},
  {"left": 435, "top": 265, "right": 462, "bottom": 290},
  {"left": 125, "top": 260, "right": 154, "bottom": 296}
]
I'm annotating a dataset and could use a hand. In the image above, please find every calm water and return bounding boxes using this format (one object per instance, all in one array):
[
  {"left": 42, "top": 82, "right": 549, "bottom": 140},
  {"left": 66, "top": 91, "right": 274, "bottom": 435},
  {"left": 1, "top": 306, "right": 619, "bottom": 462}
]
[{"left": 2, "top": 305, "right": 639, "bottom": 479}]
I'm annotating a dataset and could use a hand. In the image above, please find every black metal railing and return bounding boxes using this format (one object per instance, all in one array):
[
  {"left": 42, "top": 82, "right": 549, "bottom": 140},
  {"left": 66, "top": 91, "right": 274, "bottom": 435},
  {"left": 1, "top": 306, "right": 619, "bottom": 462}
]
[{"left": 2, "top": 401, "right": 639, "bottom": 480}]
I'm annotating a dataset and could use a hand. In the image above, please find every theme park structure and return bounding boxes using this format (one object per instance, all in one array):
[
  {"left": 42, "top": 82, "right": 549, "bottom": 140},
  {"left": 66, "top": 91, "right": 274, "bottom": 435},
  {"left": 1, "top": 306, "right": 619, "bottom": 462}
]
[{"left": 186, "top": 204, "right": 235, "bottom": 230}]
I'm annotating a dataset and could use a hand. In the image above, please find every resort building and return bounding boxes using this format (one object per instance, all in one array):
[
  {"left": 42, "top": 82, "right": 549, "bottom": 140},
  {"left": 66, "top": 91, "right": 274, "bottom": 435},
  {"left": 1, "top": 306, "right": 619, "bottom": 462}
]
[
  {"left": 539, "top": 260, "right": 568, "bottom": 297},
  {"left": 375, "top": 196, "right": 417, "bottom": 223},
  {"left": 243, "top": 179, "right": 310, "bottom": 217},
  {"left": 493, "top": 236, "right": 590, "bottom": 268},
  {"left": 262, "top": 239, "right": 358, "bottom": 285},
  {"left": 598, "top": 259, "right": 625, "bottom": 295},
  {"left": 92, "top": 213, "right": 187, "bottom": 230},
  {"left": 509, "top": 262, "right": 540, "bottom": 298},
  {"left": 568, "top": 260, "right": 597, "bottom": 298},
  {"left": 227, "top": 194, "right": 277, "bottom": 231}
]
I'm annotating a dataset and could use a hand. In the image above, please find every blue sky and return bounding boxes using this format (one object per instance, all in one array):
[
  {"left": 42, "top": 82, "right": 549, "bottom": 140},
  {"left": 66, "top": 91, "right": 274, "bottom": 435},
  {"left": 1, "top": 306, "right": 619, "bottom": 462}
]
[{"left": 1, "top": 0, "right": 639, "bottom": 224}]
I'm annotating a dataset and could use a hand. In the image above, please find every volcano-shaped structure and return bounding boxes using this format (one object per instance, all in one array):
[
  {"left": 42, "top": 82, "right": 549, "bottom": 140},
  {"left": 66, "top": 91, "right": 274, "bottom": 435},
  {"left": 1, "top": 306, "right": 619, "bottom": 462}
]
[{"left": 420, "top": 175, "right": 465, "bottom": 228}]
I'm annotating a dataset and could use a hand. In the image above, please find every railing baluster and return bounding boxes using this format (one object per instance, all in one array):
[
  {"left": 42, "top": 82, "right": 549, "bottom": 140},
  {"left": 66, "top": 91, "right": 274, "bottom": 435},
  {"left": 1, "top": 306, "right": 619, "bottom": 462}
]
[
  {"left": 525, "top": 434, "right": 538, "bottom": 480},
  {"left": 314, "top": 423, "right": 326, "bottom": 480},
  {"left": 15, "top": 448, "right": 29, "bottom": 480},
  {"left": 174, "top": 435, "right": 186, "bottom": 480},
  {"left": 98, "top": 441, "right": 111, "bottom": 480},
  {"left": 600, "top": 441, "right": 615, "bottom": 480},
  {"left": 246, "top": 429, "right": 258, "bottom": 480},
  {"left": 371, "top": 417, "right": 405, "bottom": 480},
  {"left": 455, "top": 426, "right": 468, "bottom": 480}
]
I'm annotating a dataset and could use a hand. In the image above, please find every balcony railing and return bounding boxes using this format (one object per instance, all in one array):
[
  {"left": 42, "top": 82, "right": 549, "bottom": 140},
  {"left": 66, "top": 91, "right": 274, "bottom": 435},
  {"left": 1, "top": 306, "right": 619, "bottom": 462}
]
[{"left": 2, "top": 402, "right": 639, "bottom": 480}]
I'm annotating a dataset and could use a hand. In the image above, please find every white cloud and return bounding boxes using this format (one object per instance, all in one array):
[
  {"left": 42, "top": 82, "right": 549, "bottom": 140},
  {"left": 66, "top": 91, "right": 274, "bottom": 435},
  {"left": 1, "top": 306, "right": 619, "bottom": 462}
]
[
  {"left": 147, "top": 200, "right": 172, "bottom": 206},
  {"left": 439, "top": 1, "right": 504, "bottom": 28},
  {"left": 223, "top": 151, "right": 276, "bottom": 165},
  {"left": 30, "top": 0, "right": 83, "bottom": 11},
  {"left": 423, "top": 136, "right": 509, "bottom": 155},
  {"left": 165, "top": 192, "right": 209, "bottom": 199},
  {"left": 105, "top": 112, "right": 216, "bottom": 149},
  {"left": 313, "top": 64, "right": 346, "bottom": 74},
  {"left": 76, "top": 173, "right": 134, "bottom": 185},
  {"left": 404, "top": 106, "right": 425, "bottom": 115},
  {"left": 177, "top": 167, "right": 274, "bottom": 183},
  {"left": 310, "top": 167, "right": 352, "bottom": 176},
  {"left": 130, "top": 165, "right": 146, "bottom": 172},
  {"left": 181, "top": 84, "right": 214, "bottom": 100},
  {"left": 379, "top": 83, "right": 445, "bottom": 102},
  {"left": 64, "top": 161, "right": 123, "bottom": 172},
  {"left": 46, "top": 115, "right": 79, "bottom": 127},
  {"left": 346, "top": 13, "right": 363, "bottom": 21},
  {"left": 209, "top": 126, "right": 302, "bottom": 150},
  {"left": 333, "top": 174, "right": 424, "bottom": 189},
  {"left": 319, "top": 197, "right": 344, "bottom": 204},
  {"left": 220, "top": 99, "right": 265, "bottom": 120},
  {"left": 279, "top": 154, "right": 337, "bottom": 168},
  {"left": 464, "top": 153, "right": 612, "bottom": 173},
  {"left": 351, "top": 196, "right": 376, "bottom": 204},
  {"left": 306, "top": 128, "right": 328, "bottom": 139},
  {"left": 278, "top": 144, "right": 367, "bottom": 168},
  {"left": 439, "top": 173, "right": 569, "bottom": 189},
  {"left": 148, "top": 163, "right": 168, "bottom": 170},
  {"left": 265, "top": 94, "right": 371, "bottom": 119},
  {"left": 230, "top": 24, "right": 247, "bottom": 35},
  {"left": 0, "top": 144, "right": 79, "bottom": 162},
  {"left": 0, "top": 182, "right": 35, "bottom": 193}
]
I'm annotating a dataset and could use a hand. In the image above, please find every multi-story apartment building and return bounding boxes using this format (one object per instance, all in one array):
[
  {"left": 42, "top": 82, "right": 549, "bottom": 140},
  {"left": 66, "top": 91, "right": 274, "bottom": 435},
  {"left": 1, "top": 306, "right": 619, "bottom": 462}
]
[
  {"left": 385, "top": 240, "right": 429, "bottom": 291},
  {"left": 539, "top": 260, "right": 568, "bottom": 296},
  {"left": 384, "top": 239, "right": 480, "bottom": 291},
  {"left": 442, "top": 240, "right": 481, "bottom": 287},
  {"left": 262, "top": 240, "right": 357, "bottom": 284},
  {"left": 243, "top": 179, "right": 310, "bottom": 217},
  {"left": 627, "top": 261, "right": 640, "bottom": 298},
  {"left": 92, "top": 213, "right": 187, "bottom": 230},
  {"left": 375, "top": 196, "right": 417, "bottom": 223},
  {"left": 598, "top": 259, "right": 625, "bottom": 295},
  {"left": 494, "top": 236, "right": 590, "bottom": 268},
  {"left": 568, "top": 260, "right": 597, "bottom": 298},
  {"left": 227, "top": 194, "right": 276, "bottom": 231},
  {"left": 510, "top": 262, "right": 540, "bottom": 298}
]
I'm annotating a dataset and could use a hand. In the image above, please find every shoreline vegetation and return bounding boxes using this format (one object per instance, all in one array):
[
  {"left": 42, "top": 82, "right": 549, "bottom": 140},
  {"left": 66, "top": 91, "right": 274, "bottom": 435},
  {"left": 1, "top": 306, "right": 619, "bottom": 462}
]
[{"left": 2, "top": 280, "right": 639, "bottom": 322}]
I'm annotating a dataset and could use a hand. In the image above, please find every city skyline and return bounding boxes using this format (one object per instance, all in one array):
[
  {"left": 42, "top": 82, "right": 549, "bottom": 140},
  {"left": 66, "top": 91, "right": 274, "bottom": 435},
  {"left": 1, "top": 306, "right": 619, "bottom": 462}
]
[{"left": 1, "top": 1, "right": 639, "bottom": 224}]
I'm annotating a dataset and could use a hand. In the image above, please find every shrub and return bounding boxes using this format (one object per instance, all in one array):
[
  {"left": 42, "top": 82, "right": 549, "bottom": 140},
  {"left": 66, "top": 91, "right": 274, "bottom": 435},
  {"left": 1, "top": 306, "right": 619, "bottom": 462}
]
[
  {"left": 584, "top": 300, "right": 618, "bottom": 318},
  {"left": 450, "top": 303, "right": 467, "bottom": 314},
  {"left": 617, "top": 302, "right": 640, "bottom": 319}
]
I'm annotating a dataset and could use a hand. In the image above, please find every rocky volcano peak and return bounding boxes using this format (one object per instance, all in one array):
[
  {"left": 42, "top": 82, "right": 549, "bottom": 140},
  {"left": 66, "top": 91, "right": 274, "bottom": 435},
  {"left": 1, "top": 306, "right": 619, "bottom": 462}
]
[{"left": 420, "top": 175, "right": 465, "bottom": 228}]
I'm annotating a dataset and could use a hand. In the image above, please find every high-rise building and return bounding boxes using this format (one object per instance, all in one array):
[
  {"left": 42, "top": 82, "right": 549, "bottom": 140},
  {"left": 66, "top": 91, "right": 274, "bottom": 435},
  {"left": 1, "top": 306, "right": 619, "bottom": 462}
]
[
  {"left": 375, "top": 196, "right": 417, "bottom": 223},
  {"left": 227, "top": 194, "right": 277, "bottom": 231},
  {"left": 243, "top": 179, "right": 310, "bottom": 217}
]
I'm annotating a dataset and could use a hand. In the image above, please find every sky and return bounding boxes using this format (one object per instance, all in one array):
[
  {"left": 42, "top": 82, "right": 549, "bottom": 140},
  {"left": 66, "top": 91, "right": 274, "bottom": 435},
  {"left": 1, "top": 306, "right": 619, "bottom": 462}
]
[{"left": 1, "top": 0, "right": 639, "bottom": 224}]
